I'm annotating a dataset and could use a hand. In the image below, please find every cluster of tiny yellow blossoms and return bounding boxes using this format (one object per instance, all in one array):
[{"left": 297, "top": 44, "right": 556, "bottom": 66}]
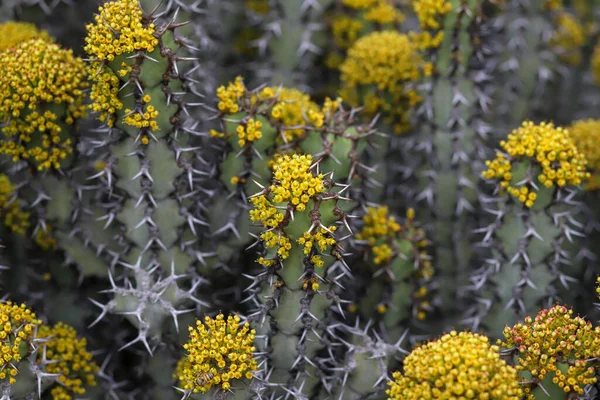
[
  {"left": 364, "top": 1, "right": 404, "bottom": 24},
  {"left": 37, "top": 322, "right": 99, "bottom": 399},
  {"left": 88, "top": 66, "right": 122, "bottom": 127},
  {"left": 549, "top": 13, "right": 586, "bottom": 66},
  {"left": 387, "top": 331, "right": 523, "bottom": 400},
  {"left": 256, "top": 87, "right": 325, "bottom": 142},
  {"left": 298, "top": 226, "right": 338, "bottom": 257},
  {"left": 85, "top": 0, "right": 163, "bottom": 132},
  {"left": 249, "top": 154, "right": 328, "bottom": 266},
  {"left": 84, "top": 0, "right": 158, "bottom": 62},
  {"left": 331, "top": 16, "right": 364, "bottom": 50},
  {"left": 482, "top": 121, "right": 589, "bottom": 207},
  {"left": 245, "top": 0, "right": 269, "bottom": 15},
  {"left": 217, "top": 77, "right": 246, "bottom": 113},
  {"left": 0, "top": 39, "right": 87, "bottom": 170},
  {"left": 0, "top": 174, "right": 31, "bottom": 235},
  {"left": 340, "top": 31, "right": 425, "bottom": 134},
  {"left": 499, "top": 305, "right": 600, "bottom": 398},
  {"left": 123, "top": 94, "right": 159, "bottom": 131},
  {"left": 34, "top": 226, "right": 57, "bottom": 250},
  {"left": 236, "top": 118, "right": 263, "bottom": 147},
  {"left": 544, "top": 0, "right": 564, "bottom": 11},
  {"left": 176, "top": 314, "right": 257, "bottom": 393},
  {"left": 0, "top": 301, "right": 42, "bottom": 385},
  {"left": 342, "top": 0, "right": 378, "bottom": 8},
  {"left": 593, "top": 41, "right": 600, "bottom": 86},
  {"left": 0, "top": 22, "right": 51, "bottom": 52},
  {"left": 356, "top": 206, "right": 401, "bottom": 264},
  {"left": 569, "top": 119, "right": 600, "bottom": 173},
  {"left": 410, "top": 0, "right": 452, "bottom": 30}
]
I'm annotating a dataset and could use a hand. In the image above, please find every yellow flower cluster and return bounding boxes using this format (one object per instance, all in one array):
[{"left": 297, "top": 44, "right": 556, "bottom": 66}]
[
  {"left": 176, "top": 314, "right": 257, "bottom": 393},
  {"left": 0, "top": 174, "right": 31, "bottom": 235},
  {"left": 0, "top": 39, "right": 87, "bottom": 170},
  {"left": 83, "top": 0, "right": 158, "bottom": 62},
  {"left": 593, "top": 40, "right": 600, "bottom": 86},
  {"left": 85, "top": 0, "right": 163, "bottom": 131},
  {"left": 340, "top": 31, "right": 425, "bottom": 134},
  {"left": 356, "top": 206, "right": 401, "bottom": 264},
  {"left": 0, "top": 22, "right": 50, "bottom": 52},
  {"left": 387, "top": 330, "right": 522, "bottom": 400},
  {"left": 342, "top": 0, "right": 379, "bottom": 8},
  {"left": 298, "top": 226, "right": 338, "bottom": 257},
  {"left": 250, "top": 154, "right": 328, "bottom": 266},
  {"left": 260, "top": 230, "right": 292, "bottom": 260},
  {"left": 544, "top": 0, "right": 563, "bottom": 11},
  {"left": 269, "top": 154, "right": 324, "bottom": 211},
  {"left": 549, "top": 13, "right": 586, "bottom": 66},
  {"left": 88, "top": 66, "right": 123, "bottom": 127},
  {"left": 331, "top": 16, "right": 364, "bottom": 49},
  {"left": 410, "top": 0, "right": 452, "bottom": 30},
  {"left": 364, "top": 2, "right": 404, "bottom": 24},
  {"left": 37, "top": 322, "right": 99, "bottom": 399},
  {"left": 34, "top": 226, "right": 57, "bottom": 250},
  {"left": 482, "top": 121, "right": 589, "bottom": 207},
  {"left": 236, "top": 118, "right": 263, "bottom": 147},
  {"left": 569, "top": 119, "right": 600, "bottom": 172},
  {"left": 123, "top": 95, "right": 159, "bottom": 131},
  {"left": 217, "top": 76, "right": 245, "bottom": 113},
  {"left": 245, "top": 0, "right": 269, "bottom": 15},
  {"left": 0, "top": 301, "right": 41, "bottom": 385},
  {"left": 257, "top": 87, "right": 325, "bottom": 142},
  {"left": 499, "top": 305, "right": 600, "bottom": 398}
]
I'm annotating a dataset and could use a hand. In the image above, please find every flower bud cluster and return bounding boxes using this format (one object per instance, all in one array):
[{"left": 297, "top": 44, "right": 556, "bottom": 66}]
[
  {"left": 387, "top": 330, "right": 522, "bottom": 399},
  {"left": 0, "top": 302, "right": 41, "bottom": 385},
  {"left": 0, "top": 39, "right": 87, "bottom": 170},
  {"left": 340, "top": 31, "right": 426, "bottom": 134},
  {"left": 0, "top": 22, "right": 50, "bottom": 52},
  {"left": 176, "top": 314, "right": 257, "bottom": 393},
  {"left": 483, "top": 121, "right": 589, "bottom": 207},
  {"left": 250, "top": 154, "right": 330, "bottom": 266},
  {"left": 37, "top": 322, "right": 100, "bottom": 399},
  {"left": 499, "top": 305, "right": 600, "bottom": 398}
]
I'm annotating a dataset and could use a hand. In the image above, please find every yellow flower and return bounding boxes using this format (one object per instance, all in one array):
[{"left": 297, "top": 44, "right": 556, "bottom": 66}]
[
  {"left": 549, "top": 12, "right": 586, "bottom": 66},
  {"left": 176, "top": 314, "right": 257, "bottom": 393},
  {"left": 0, "top": 174, "right": 30, "bottom": 235},
  {"left": 410, "top": 0, "right": 452, "bottom": 31},
  {"left": 0, "top": 39, "right": 87, "bottom": 170},
  {"left": 483, "top": 121, "right": 589, "bottom": 207},
  {"left": 388, "top": 331, "right": 522, "bottom": 400},
  {"left": 499, "top": 305, "right": 600, "bottom": 398},
  {"left": 0, "top": 301, "right": 41, "bottom": 385},
  {"left": 340, "top": 31, "right": 424, "bottom": 134},
  {"left": 593, "top": 40, "right": 600, "bottom": 87},
  {"left": 37, "top": 322, "right": 100, "bottom": 398},
  {"left": 0, "top": 22, "right": 51, "bottom": 52},
  {"left": 217, "top": 76, "right": 246, "bottom": 113},
  {"left": 84, "top": 0, "right": 158, "bottom": 61}
]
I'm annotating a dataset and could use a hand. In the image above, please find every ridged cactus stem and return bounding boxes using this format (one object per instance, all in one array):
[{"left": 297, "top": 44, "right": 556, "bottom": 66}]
[
  {"left": 412, "top": 0, "right": 493, "bottom": 322},
  {"left": 350, "top": 206, "right": 434, "bottom": 342},
  {"left": 493, "top": 0, "right": 556, "bottom": 133},
  {"left": 326, "top": 323, "right": 406, "bottom": 400},
  {"left": 81, "top": 0, "right": 210, "bottom": 347},
  {"left": 257, "top": 0, "right": 333, "bottom": 89},
  {"left": 469, "top": 121, "right": 589, "bottom": 334}
]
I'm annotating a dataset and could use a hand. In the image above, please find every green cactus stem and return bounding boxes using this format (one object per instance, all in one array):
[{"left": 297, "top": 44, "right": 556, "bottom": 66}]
[
  {"left": 81, "top": 0, "right": 211, "bottom": 348},
  {"left": 469, "top": 121, "right": 589, "bottom": 333}
]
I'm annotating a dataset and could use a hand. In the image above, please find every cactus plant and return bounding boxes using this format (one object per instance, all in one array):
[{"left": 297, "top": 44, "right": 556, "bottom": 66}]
[{"left": 2, "top": 1, "right": 600, "bottom": 399}]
